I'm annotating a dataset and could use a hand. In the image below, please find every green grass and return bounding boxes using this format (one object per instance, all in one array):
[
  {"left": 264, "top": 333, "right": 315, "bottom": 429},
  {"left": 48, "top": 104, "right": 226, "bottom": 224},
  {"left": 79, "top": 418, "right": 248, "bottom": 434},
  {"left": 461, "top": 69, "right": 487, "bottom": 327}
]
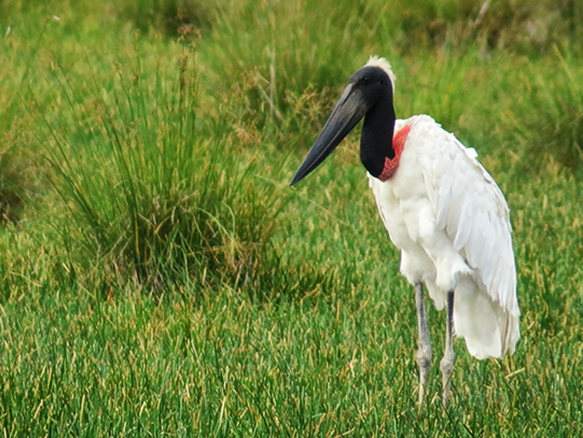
[{"left": 1, "top": 0, "right": 583, "bottom": 436}]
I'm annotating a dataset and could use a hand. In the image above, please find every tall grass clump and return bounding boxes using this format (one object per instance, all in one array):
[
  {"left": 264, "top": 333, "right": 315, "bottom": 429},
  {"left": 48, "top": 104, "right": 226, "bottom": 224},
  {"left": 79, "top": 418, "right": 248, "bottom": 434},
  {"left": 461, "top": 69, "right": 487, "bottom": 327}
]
[{"left": 38, "top": 47, "right": 286, "bottom": 292}]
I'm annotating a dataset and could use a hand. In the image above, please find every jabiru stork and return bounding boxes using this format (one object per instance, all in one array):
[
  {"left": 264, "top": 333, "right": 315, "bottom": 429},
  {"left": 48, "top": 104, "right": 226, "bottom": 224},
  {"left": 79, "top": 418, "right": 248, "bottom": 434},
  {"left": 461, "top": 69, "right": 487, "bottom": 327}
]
[{"left": 290, "top": 57, "right": 520, "bottom": 406}]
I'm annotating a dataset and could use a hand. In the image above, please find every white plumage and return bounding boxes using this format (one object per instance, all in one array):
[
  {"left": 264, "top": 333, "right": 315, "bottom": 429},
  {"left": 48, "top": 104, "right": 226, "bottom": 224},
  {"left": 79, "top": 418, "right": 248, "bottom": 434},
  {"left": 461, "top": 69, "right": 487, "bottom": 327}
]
[{"left": 368, "top": 114, "right": 520, "bottom": 360}]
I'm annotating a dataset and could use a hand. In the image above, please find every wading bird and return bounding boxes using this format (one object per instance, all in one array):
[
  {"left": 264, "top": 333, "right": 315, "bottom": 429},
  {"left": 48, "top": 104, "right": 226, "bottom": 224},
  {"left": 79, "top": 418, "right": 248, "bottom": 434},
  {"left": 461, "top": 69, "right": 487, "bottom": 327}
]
[{"left": 290, "top": 57, "right": 520, "bottom": 406}]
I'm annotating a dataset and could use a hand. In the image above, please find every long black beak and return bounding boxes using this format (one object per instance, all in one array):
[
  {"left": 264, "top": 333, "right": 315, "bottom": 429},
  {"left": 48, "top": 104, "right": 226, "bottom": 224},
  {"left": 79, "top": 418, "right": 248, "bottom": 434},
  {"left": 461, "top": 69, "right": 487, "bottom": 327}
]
[{"left": 290, "top": 83, "right": 368, "bottom": 185}]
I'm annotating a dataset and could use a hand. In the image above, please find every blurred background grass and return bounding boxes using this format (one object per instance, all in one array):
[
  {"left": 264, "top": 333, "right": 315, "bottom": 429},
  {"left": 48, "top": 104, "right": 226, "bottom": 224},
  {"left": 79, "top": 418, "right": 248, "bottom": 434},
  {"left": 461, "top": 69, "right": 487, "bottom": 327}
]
[{"left": 0, "top": 0, "right": 582, "bottom": 436}]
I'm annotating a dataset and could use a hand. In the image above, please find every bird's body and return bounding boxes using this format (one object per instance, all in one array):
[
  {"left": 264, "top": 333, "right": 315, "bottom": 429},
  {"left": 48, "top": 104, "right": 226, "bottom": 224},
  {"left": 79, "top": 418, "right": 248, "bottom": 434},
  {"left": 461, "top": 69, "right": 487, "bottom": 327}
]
[
  {"left": 368, "top": 115, "right": 519, "bottom": 360},
  {"left": 290, "top": 57, "right": 520, "bottom": 405}
]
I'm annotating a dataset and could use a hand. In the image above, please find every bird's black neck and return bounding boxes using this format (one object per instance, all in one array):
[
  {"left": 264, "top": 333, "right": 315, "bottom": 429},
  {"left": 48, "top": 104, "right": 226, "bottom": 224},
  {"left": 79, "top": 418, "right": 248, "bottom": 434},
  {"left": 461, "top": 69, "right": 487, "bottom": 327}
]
[{"left": 360, "top": 90, "right": 396, "bottom": 178}]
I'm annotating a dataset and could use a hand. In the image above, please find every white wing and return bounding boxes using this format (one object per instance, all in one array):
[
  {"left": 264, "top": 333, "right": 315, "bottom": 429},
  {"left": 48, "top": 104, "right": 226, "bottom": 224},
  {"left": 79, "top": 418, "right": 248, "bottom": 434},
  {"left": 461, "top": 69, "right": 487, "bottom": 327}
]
[{"left": 412, "top": 116, "right": 520, "bottom": 357}]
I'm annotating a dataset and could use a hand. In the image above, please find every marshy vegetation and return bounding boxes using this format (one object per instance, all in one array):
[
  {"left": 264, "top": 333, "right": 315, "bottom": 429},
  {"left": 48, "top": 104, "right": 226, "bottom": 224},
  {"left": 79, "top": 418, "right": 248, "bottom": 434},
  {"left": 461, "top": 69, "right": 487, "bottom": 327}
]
[{"left": 1, "top": 0, "right": 582, "bottom": 435}]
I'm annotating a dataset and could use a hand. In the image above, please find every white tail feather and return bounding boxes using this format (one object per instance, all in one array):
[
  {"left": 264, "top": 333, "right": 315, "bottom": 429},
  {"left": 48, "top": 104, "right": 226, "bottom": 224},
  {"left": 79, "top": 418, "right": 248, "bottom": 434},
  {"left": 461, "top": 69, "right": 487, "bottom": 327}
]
[{"left": 453, "top": 276, "right": 520, "bottom": 359}]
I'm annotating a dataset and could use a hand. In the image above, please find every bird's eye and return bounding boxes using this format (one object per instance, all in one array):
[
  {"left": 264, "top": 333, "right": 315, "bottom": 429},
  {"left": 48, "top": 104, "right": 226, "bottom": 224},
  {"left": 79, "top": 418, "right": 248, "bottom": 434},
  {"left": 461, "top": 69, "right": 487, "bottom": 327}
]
[
  {"left": 381, "top": 79, "right": 386, "bottom": 85},
  {"left": 362, "top": 76, "right": 370, "bottom": 84}
]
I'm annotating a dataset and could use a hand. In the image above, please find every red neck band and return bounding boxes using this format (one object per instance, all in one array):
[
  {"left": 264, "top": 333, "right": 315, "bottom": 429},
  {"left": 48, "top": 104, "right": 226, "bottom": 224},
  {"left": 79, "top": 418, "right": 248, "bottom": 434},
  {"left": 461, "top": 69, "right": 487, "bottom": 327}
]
[{"left": 377, "top": 124, "right": 411, "bottom": 182}]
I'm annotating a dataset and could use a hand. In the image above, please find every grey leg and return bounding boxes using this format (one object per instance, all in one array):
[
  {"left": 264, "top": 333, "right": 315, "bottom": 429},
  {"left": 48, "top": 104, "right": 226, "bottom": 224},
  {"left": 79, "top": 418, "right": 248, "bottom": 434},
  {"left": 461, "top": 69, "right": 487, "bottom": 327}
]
[
  {"left": 440, "top": 290, "right": 455, "bottom": 405},
  {"left": 415, "top": 282, "right": 432, "bottom": 407}
]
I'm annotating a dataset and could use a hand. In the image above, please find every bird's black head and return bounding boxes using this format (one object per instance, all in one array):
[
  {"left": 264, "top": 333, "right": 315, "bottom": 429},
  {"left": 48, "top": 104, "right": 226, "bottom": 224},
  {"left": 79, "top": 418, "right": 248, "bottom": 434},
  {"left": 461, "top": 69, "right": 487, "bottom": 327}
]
[
  {"left": 290, "top": 63, "right": 396, "bottom": 185},
  {"left": 348, "top": 66, "right": 393, "bottom": 105}
]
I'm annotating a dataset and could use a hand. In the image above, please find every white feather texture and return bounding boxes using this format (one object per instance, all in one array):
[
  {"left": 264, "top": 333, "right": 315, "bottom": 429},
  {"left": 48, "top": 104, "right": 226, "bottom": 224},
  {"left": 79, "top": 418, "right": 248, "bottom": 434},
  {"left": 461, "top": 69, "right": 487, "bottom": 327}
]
[{"left": 368, "top": 115, "right": 520, "bottom": 359}]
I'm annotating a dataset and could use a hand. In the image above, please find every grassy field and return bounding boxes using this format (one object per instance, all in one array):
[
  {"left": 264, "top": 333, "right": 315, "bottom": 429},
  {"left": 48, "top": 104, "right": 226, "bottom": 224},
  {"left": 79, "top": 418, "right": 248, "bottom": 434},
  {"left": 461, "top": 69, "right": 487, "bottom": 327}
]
[{"left": 1, "top": 0, "right": 583, "bottom": 436}]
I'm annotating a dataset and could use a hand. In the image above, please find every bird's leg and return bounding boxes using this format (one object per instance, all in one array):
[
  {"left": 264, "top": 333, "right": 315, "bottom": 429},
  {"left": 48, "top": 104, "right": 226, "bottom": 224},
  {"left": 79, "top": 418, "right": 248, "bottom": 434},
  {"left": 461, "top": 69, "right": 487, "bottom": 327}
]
[
  {"left": 440, "top": 290, "right": 455, "bottom": 406},
  {"left": 415, "top": 282, "right": 432, "bottom": 408}
]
